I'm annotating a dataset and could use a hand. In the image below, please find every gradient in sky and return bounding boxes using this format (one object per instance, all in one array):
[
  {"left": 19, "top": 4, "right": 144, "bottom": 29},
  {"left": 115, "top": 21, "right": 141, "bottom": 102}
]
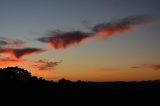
[{"left": 0, "top": 0, "right": 160, "bottom": 81}]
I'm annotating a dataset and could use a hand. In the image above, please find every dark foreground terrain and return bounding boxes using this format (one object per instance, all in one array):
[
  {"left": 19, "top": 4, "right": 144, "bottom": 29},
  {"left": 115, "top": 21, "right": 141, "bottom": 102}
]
[{"left": 0, "top": 67, "right": 160, "bottom": 105}]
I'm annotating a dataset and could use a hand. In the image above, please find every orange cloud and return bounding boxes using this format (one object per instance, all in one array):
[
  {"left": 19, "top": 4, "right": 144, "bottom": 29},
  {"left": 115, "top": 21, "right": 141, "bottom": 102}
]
[
  {"left": 0, "top": 48, "right": 46, "bottom": 59},
  {"left": 37, "top": 15, "right": 155, "bottom": 50},
  {"left": 131, "top": 64, "right": 160, "bottom": 71},
  {"left": 0, "top": 58, "right": 60, "bottom": 71},
  {"left": 0, "top": 58, "right": 24, "bottom": 67},
  {"left": 31, "top": 60, "right": 61, "bottom": 71},
  {"left": 92, "top": 15, "right": 152, "bottom": 38},
  {"left": 94, "top": 25, "right": 132, "bottom": 38},
  {"left": 37, "top": 31, "right": 94, "bottom": 50}
]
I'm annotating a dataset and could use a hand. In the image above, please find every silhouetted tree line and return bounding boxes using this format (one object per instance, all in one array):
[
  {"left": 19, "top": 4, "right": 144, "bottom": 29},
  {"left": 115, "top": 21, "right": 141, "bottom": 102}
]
[{"left": 0, "top": 67, "right": 160, "bottom": 105}]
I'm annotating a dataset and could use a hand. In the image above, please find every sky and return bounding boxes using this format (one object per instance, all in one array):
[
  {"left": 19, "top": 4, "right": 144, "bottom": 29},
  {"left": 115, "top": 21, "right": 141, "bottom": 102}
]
[{"left": 0, "top": 0, "right": 160, "bottom": 81}]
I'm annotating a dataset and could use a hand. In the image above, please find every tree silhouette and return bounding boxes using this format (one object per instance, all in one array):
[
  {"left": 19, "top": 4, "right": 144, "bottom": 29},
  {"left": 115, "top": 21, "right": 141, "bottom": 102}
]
[
  {"left": 0, "top": 66, "right": 159, "bottom": 105},
  {"left": 0, "top": 67, "right": 31, "bottom": 81}
]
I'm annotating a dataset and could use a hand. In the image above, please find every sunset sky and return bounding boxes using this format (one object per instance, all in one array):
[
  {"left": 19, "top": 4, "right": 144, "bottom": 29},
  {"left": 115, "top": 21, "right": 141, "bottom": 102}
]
[{"left": 0, "top": 0, "right": 160, "bottom": 81}]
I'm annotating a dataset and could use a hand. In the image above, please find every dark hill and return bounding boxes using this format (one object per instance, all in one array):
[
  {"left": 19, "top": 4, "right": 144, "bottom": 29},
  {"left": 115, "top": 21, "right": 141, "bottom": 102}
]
[{"left": 0, "top": 67, "right": 160, "bottom": 105}]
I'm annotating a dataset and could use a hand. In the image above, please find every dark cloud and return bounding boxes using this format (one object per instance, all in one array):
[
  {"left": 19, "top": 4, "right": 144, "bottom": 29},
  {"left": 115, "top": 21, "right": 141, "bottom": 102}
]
[
  {"left": 0, "top": 40, "right": 8, "bottom": 47},
  {"left": 0, "top": 37, "right": 26, "bottom": 48},
  {"left": 0, "top": 48, "right": 46, "bottom": 59},
  {"left": 37, "top": 31, "right": 94, "bottom": 49},
  {"left": 131, "top": 64, "right": 160, "bottom": 71},
  {"left": 92, "top": 15, "right": 155, "bottom": 38},
  {"left": 37, "top": 15, "right": 156, "bottom": 50},
  {"left": 32, "top": 60, "right": 61, "bottom": 71}
]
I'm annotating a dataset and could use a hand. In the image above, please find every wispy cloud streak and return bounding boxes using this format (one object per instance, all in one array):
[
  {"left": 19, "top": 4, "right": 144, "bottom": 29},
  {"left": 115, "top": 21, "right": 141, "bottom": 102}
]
[
  {"left": 131, "top": 64, "right": 160, "bottom": 71},
  {"left": 0, "top": 48, "right": 46, "bottom": 59}
]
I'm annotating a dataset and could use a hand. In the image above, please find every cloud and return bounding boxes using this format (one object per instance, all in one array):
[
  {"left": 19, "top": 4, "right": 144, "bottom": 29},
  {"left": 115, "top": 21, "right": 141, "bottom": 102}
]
[
  {"left": 0, "top": 37, "right": 46, "bottom": 59},
  {"left": 131, "top": 64, "right": 160, "bottom": 71},
  {"left": 97, "top": 68, "right": 118, "bottom": 71},
  {"left": 0, "top": 48, "right": 46, "bottom": 59},
  {"left": 32, "top": 60, "right": 61, "bottom": 71},
  {"left": 0, "top": 37, "right": 26, "bottom": 48},
  {"left": 37, "top": 31, "right": 94, "bottom": 49},
  {"left": 37, "top": 15, "right": 156, "bottom": 50},
  {"left": 92, "top": 15, "right": 154, "bottom": 38},
  {"left": 0, "top": 41, "right": 8, "bottom": 47},
  {"left": 0, "top": 58, "right": 61, "bottom": 71}
]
